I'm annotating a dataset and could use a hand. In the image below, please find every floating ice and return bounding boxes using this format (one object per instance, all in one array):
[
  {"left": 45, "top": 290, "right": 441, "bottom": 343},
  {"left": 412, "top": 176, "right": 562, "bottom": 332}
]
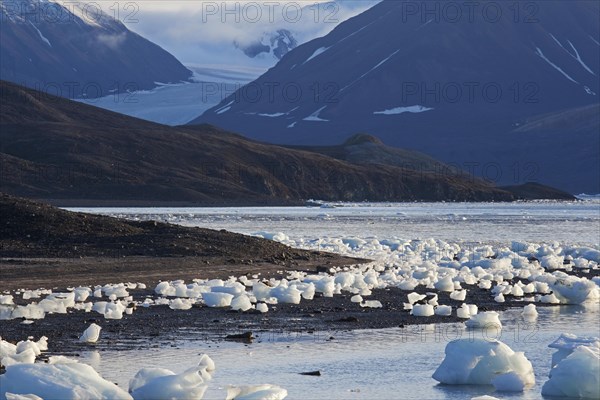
[
  {"left": 465, "top": 311, "right": 502, "bottom": 330},
  {"left": 129, "top": 355, "right": 214, "bottom": 399},
  {"left": 492, "top": 371, "right": 528, "bottom": 392},
  {"left": 542, "top": 344, "right": 600, "bottom": 398},
  {"left": 432, "top": 339, "right": 535, "bottom": 387},
  {"left": 521, "top": 304, "right": 538, "bottom": 318},
  {"left": 225, "top": 384, "right": 288, "bottom": 400},
  {"left": 0, "top": 362, "right": 132, "bottom": 400},
  {"left": 548, "top": 333, "right": 600, "bottom": 367}
]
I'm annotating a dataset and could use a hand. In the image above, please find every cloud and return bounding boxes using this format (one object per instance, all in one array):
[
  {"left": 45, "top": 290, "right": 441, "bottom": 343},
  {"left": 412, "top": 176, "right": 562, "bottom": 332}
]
[
  {"left": 96, "top": 32, "right": 127, "bottom": 50},
  {"left": 102, "top": 1, "right": 381, "bottom": 66}
]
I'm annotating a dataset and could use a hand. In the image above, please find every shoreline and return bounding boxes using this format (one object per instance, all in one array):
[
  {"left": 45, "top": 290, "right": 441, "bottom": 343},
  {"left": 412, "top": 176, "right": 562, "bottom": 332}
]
[{"left": 1, "top": 263, "right": 597, "bottom": 355}]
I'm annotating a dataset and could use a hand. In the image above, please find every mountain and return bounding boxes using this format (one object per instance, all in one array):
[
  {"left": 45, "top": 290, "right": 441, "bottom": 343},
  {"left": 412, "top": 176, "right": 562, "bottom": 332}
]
[
  {"left": 192, "top": 0, "right": 600, "bottom": 194},
  {"left": 0, "top": 0, "right": 192, "bottom": 98},
  {"left": 235, "top": 29, "right": 298, "bottom": 60},
  {"left": 289, "top": 133, "right": 454, "bottom": 174},
  {"left": 0, "top": 80, "right": 540, "bottom": 205}
]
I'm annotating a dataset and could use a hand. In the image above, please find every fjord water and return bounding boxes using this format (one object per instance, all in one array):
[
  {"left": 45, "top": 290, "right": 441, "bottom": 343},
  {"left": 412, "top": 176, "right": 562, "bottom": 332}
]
[
  {"left": 80, "top": 305, "right": 599, "bottom": 399},
  {"left": 69, "top": 201, "right": 599, "bottom": 398},
  {"left": 70, "top": 201, "right": 600, "bottom": 245}
]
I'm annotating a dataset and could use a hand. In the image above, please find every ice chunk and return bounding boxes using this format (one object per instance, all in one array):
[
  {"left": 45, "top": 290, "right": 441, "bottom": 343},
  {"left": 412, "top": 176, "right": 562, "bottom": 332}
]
[
  {"left": 129, "top": 355, "right": 214, "bottom": 399},
  {"left": 0, "top": 363, "right": 132, "bottom": 399},
  {"left": 361, "top": 300, "right": 383, "bottom": 308},
  {"left": 435, "top": 305, "right": 452, "bottom": 316},
  {"left": 411, "top": 304, "right": 434, "bottom": 317},
  {"left": 548, "top": 333, "right": 600, "bottom": 367},
  {"left": 226, "top": 384, "right": 288, "bottom": 400},
  {"left": 449, "top": 290, "right": 467, "bottom": 301},
  {"left": 231, "top": 295, "right": 253, "bottom": 312},
  {"left": 492, "top": 371, "right": 527, "bottom": 392},
  {"left": 432, "top": 339, "right": 535, "bottom": 386},
  {"left": 434, "top": 276, "right": 455, "bottom": 292},
  {"left": 542, "top": 345, "right": 600, "bottom": 398},
  {"left": 202, "top": 292, "right": 234, "bottom": 307},
  {"left": 79, "top": 323, "right": 102, "bottom": 343},
  {"left": 521, "top": 304, "right": 538, "bottom": 318},
  {"left": 465, "top": 311, "right": 502, "bottom": 330}
]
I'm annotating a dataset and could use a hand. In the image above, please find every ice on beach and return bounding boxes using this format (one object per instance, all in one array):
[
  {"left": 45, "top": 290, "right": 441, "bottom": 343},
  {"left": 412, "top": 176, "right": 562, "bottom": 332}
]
[
  {"left": 169, "top": 298, "right": 194, "bottom": 310},
  {"left": 225, "top": 384, "right": 288, "bottom": 400},
  {"left": 231, "top": 295, "right": 253, "bottom": 312},
  {"left": 361, "top": 300, "right": 383, "bottom": 308},
  {"left": 254, "top": 231, "right": 290, "bottom": 242},
  {"left": 0, "top": 295, "right": 14, "bottom": 305},
  {"left": 0, "top": 362, "right": 132, "bottom": 400},
  {"left": 202, "top": 292, "right": 234, "bottom": 308},
  {"left": 79, "top": 323, "right": 102, "bottom": 343},
  {"left": 542, "top": 343, "right": 600, "bottom": 398},
  {"left": 449, "top": 290, "right": 467, "bottom": 301},
  {"left": 256, "top": 303, "right": 269, "bottom": 313},
  {"left": 411, "top": 304, "right": 434, "bottom": 316},
  {"left": 551, "top": 277, "right": 599, "bottom": 304},
  {"left": 407, "top": 292, "right": 426, "bottom": 304},
  {"left": 434, "top": 305, "right": 452, "bottom": 316},
  {"left": 432, "top": 339, "right": 535, "bottom": 388}
]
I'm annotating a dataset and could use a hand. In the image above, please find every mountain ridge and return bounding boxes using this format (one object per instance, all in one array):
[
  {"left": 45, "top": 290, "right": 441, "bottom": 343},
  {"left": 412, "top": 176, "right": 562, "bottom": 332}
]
[
  {"left": 192, "top": 0, "right": 600, "bottom": 193},
  {"left": 0, "top": 80, "right": 573, "bottom": 205}
]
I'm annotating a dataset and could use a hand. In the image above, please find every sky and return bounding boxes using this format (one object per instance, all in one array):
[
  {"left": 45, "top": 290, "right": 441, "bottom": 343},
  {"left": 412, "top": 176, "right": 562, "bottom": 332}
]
[{"left": 103, "top": 1, "right": 381, "bottom": 70}]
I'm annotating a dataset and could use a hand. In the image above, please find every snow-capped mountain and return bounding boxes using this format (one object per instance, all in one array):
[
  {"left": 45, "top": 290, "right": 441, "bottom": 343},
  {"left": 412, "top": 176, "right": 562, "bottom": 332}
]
[
  {"left": 193, "top": 0, "right": 600, "bottom": 193},
  {"left": 235, "top": 29, "right": 298, "bottom": 61},
  {"left": 0, "top": 0, "right": 192, "bottom": 98}
]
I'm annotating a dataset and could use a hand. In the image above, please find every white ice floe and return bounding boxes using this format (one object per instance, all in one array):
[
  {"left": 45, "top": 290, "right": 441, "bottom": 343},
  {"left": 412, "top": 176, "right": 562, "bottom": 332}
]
[
  {"left": 521, "top": 304, "right": 538, "bottom": 318},
  {"left": 1, "top": 336, "right": 47, "bottom": 367},
  {"left": 129, "top": 354, "right": 215, "bottom": 399},
  {"left": 432, "top": 339, "right": 535, "bottom": 390},
  {"left": 225, "top": 384, "right": 288, "bottom": 400},
  {"left": 547, "top": 333, "right": 600, "bottom": 367},
  {"left": 0, "top": 362, "right": 132, "bottom": 400},
  {"left": 465, "top": 311, "right": 502, "bottom": 330},
  {"left": 542, "top": 336, "right": 600, "bottom": 399}
]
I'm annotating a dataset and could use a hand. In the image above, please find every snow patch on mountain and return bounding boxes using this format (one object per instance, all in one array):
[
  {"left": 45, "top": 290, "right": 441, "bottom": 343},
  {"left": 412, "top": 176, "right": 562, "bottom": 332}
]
[
  {"left": 535, "top": 47, "right": 579, "bottom": 84},
  {"left": 304, "top": 47, "right": 330, "bottom": 64},
  {"left": 374, "top": 105, "right": 434, "bottom": 115},
  {"left": 566, "top": 41, "right": 596, "bottom": 75},
  {"left": 303, "top": 106, "right": 329, "bottom": 122},
  {"left": 341, "top": 48, "right": 402, "bottom": 92},
  {"left": 28, "top": 22, "right": 51, "bottom": 47}
]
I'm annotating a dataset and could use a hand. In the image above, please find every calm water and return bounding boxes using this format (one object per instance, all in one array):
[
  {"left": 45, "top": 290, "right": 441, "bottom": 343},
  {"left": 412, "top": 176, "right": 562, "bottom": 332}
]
[
  {"left": 80, "top": 304, "right": 599, "bottom": 399},
  {"left": 69, "top": 201, "right": 600, "bottom": 245}
]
